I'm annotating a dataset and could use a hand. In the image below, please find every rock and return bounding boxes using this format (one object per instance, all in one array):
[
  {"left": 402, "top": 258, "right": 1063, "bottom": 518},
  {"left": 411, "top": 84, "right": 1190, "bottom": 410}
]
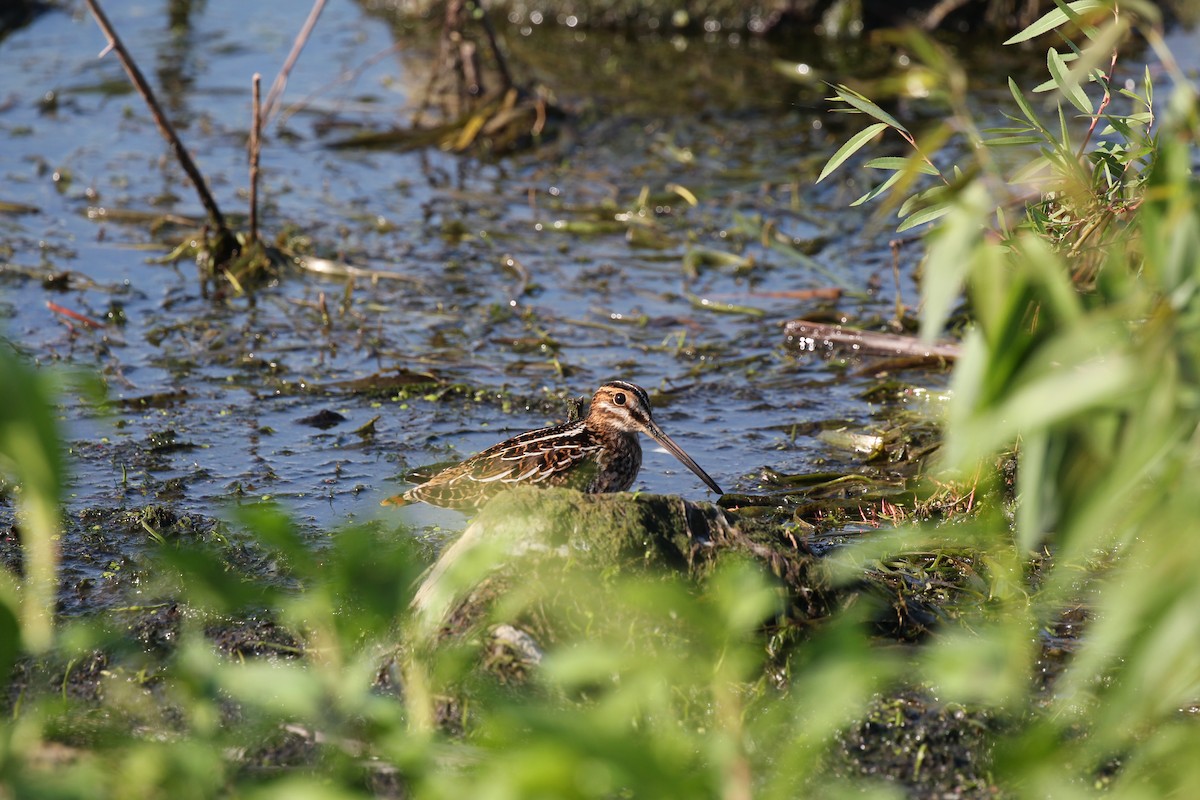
[{"left": 411, "top": 486, "right": 830, "bottom": 641}]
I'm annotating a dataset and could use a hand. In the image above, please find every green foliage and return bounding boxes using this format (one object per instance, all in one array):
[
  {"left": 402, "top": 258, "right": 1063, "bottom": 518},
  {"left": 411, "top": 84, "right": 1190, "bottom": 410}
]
[
  {"left": 0, "top": 503, "right": 898, "bottom": 798},
  {"left": 820, "top": 0, "right": 1159, "bottom": 253},
  {"left": 0, "top": 347, "right": 65, "bottom": 655},
  {"left": 819, "top": 0, "right": 1200, "bottom": 794}
]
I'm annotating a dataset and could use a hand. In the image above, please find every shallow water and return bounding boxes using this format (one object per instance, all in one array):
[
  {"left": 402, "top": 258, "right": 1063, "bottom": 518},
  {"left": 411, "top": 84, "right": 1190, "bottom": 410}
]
[{"left": 2, "top": 0, "right": 1073, "bottom": 603}]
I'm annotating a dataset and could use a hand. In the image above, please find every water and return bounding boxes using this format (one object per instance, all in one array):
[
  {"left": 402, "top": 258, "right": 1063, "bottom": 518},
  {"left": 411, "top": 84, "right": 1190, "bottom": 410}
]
[{"left": 1, "top": 0, "right": 976, "bottom": 603}]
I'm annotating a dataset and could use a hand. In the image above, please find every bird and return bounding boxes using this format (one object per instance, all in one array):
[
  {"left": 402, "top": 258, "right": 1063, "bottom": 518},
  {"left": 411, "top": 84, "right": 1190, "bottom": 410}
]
[{"left": 383, "top": 380, "right": 723, "bottom": 511}]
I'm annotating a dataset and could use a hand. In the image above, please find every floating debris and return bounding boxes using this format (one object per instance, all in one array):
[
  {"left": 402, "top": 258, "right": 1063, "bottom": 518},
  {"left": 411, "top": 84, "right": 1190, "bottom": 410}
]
[
  {"left": 297, "top": 410, "right": 347, "bottom": 430},
  {"left": 785, "top": 319, "right": 961, "bottom": 360}
]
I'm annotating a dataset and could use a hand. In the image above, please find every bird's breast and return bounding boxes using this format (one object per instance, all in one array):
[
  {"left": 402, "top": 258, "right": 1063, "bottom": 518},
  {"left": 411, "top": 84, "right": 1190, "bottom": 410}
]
[{"left": 588, "top": 434, "right": 642, "bottom": 494}]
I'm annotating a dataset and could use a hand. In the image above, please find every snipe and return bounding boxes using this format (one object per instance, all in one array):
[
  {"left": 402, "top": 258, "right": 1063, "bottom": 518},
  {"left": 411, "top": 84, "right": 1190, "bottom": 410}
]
[{"left": 384, "top": 380, "right": 723, "bottom": 511}]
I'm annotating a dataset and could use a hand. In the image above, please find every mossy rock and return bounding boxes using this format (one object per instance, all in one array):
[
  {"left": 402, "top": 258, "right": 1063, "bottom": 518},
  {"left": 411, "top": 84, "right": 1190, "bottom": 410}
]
[{"left": 412, "top": 486, "right": 832, "bottom": 646}]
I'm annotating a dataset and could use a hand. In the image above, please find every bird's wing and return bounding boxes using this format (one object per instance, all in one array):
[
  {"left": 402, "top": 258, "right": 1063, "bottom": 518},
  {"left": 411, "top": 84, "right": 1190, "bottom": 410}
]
[
  {"left": 405, "top": 421, "right": 601, "bottom": 509},
  {"left": 484, "top": 424, "right": 602, "bottom": 484}
]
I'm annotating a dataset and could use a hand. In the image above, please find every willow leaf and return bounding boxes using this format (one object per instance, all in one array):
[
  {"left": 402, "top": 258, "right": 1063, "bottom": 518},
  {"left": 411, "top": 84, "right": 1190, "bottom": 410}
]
[
  {"left": 817, "top": 122, "right": 889, "bottom": 183},
  {"left": 1003, "top": 0, "right": 1107, "bottom": 44}
]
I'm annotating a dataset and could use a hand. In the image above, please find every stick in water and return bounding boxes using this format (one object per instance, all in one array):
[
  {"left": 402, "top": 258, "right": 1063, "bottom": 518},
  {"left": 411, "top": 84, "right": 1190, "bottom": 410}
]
[
  {"left": 262, "top": 0, "right": 327, "bottom": 126},
  {"left": 82, "top": 0, "right": 230, "bottom": 238},
  {"left": 250, "top": 73, "right": 262, "bottom": 245}
]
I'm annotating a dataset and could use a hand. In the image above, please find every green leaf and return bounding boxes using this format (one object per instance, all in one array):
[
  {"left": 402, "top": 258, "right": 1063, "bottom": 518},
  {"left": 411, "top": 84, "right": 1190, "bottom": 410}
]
[
  {"left": 1016, "top": 430, "right": 1052, "bottom": 553},
  {"left": 850, "top": 169, "right": 902, "bottom": 206},
  {"left": 1057, "top": 103, "right": 1074, "bottom": 153},
  {"left": 1101, "top": 118, "right": 1132, "bottom": 139},
  {"left": 0, "top": 592, "right": 19, "bottom": 684},
  {"left": 0, "top": 349, "right": 65, "bottom": 653},
  {"left": 831, "top": 85, "right": 908, "bottom": 131},
  {"left": 897, "top": 203, "right": 952, "bottom": 232},
  {"left": 710, "top": 561, "right": 781, "bottom": 634},
  {"left": 1011, "top": 154, "right": 1053, "bottom": 183},
  {"left": 683, "top": 289, "right": 766, "bottom": 317},
  {"left": 985, "top": 134, "right": 1046, "bottom": 146},
  {"left": 897, "top": 184, "right": 946, "bottom": 219},
  {"left": 683, "top": 246, "right": 755, "bottom": 274},
  {"left": 920, "top": 183, "right": 990, "bottom": 338},
  {"left": 924, "top": 621, "right": 1036, "bottom": 707},
  {"left": 1003, "top": 0, "right": 1108, "bottom": 44},
  {"left": 1020, "top": 233, "right": 1083, "bottom": 326},
  {"left": 983, "top": 124, "right": 1037, "bottom": 135},
  {"left": 1005, "top": 353, "right": 1137, "bottom": 442},
  {"left": 220, "top": 661, "right": 325, "bottom": 719},
  {"left": 154, "top": 544, "right": 278, "bottom": 614},
  {"left": 864, "top": 156, "right": 939, "bottom": 174},
  {"left": 1048, "top": 48, "right": 1094, "bottom": 114},
  {"left": 1009, "top": 78, "right": 1048, "bottom": 133},
  {"left": 816, "top": 122, "right": 889, "bottom": 183}
]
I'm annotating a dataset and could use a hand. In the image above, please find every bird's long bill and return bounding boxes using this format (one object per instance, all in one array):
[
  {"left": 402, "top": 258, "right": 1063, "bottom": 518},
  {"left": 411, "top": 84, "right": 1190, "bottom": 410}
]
[{"left": 643, "top": 420, "right": 724, "bottom": 495}]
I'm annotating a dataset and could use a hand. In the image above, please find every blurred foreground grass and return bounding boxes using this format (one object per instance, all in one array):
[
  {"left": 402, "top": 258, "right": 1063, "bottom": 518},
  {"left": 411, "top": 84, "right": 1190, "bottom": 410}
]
[{"left": 4, "top": 1, "right": 1200, "bottom": 796}]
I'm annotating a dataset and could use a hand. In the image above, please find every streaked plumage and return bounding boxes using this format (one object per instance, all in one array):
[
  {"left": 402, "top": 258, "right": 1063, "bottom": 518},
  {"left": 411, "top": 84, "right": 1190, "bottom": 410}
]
[{"left": 385, "top": 380, "right": 723, "bottom": 511}]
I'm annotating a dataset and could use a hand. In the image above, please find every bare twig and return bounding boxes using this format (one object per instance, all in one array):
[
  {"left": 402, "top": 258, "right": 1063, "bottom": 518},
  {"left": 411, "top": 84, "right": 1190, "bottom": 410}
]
[
  {"left": 743, "top": 287, "right": 844, "bottom": 301},
  {"left": 274, "top": 43, "right": 402, "bottom": 128},
  {"left": 920, "top": 0, "right": 972, "bottom": 30},
  {"left": 469, "top": 0, "right": 513, "bottom": 91},
  {"left": 262, "top": 0, "right": 327, "bottom": 126},
  {"left": 82, "top": 0, "right": 229, "bottom": 237},
  {"left": 47, "top": 301, "right": 105, "bottom": 329},
  {"left": 416, "top": 0, "right": 468, "bottom": 126},
  {"left": 1076, "top": 47, "right": 1120, "bottom": 161},
  {"left": 250, "top": 73, "right": 262, "bottom": 245},
  {"left": 890, "top": 238, "right": 905, "bottom": 325}
]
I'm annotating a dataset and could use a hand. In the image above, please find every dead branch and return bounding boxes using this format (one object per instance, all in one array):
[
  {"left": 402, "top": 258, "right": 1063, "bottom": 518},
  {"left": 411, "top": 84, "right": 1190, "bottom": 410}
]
[
  {"left": 82, "top": 0, "right": 230, "bottom": 238},
  {"left": 470, "top": 0, "right": 513, "bottom": 92},
  {"left": 784, "top": 319, "right": 961, "bottom": 360},
  {"left": 262, "top": 0, "right": 327, "bottom": 126},
  {"left": 920, "top": 0, "right": 973, "bottom": 30},
  {"left": 250, "top": 73, "right": 262, "bottom": 245}
]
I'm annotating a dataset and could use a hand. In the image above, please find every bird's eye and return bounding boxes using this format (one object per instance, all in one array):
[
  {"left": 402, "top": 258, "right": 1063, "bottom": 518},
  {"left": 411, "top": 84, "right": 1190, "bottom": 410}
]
[{"left": 613, "top": 392, "right": 626, "bottom": 405}]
